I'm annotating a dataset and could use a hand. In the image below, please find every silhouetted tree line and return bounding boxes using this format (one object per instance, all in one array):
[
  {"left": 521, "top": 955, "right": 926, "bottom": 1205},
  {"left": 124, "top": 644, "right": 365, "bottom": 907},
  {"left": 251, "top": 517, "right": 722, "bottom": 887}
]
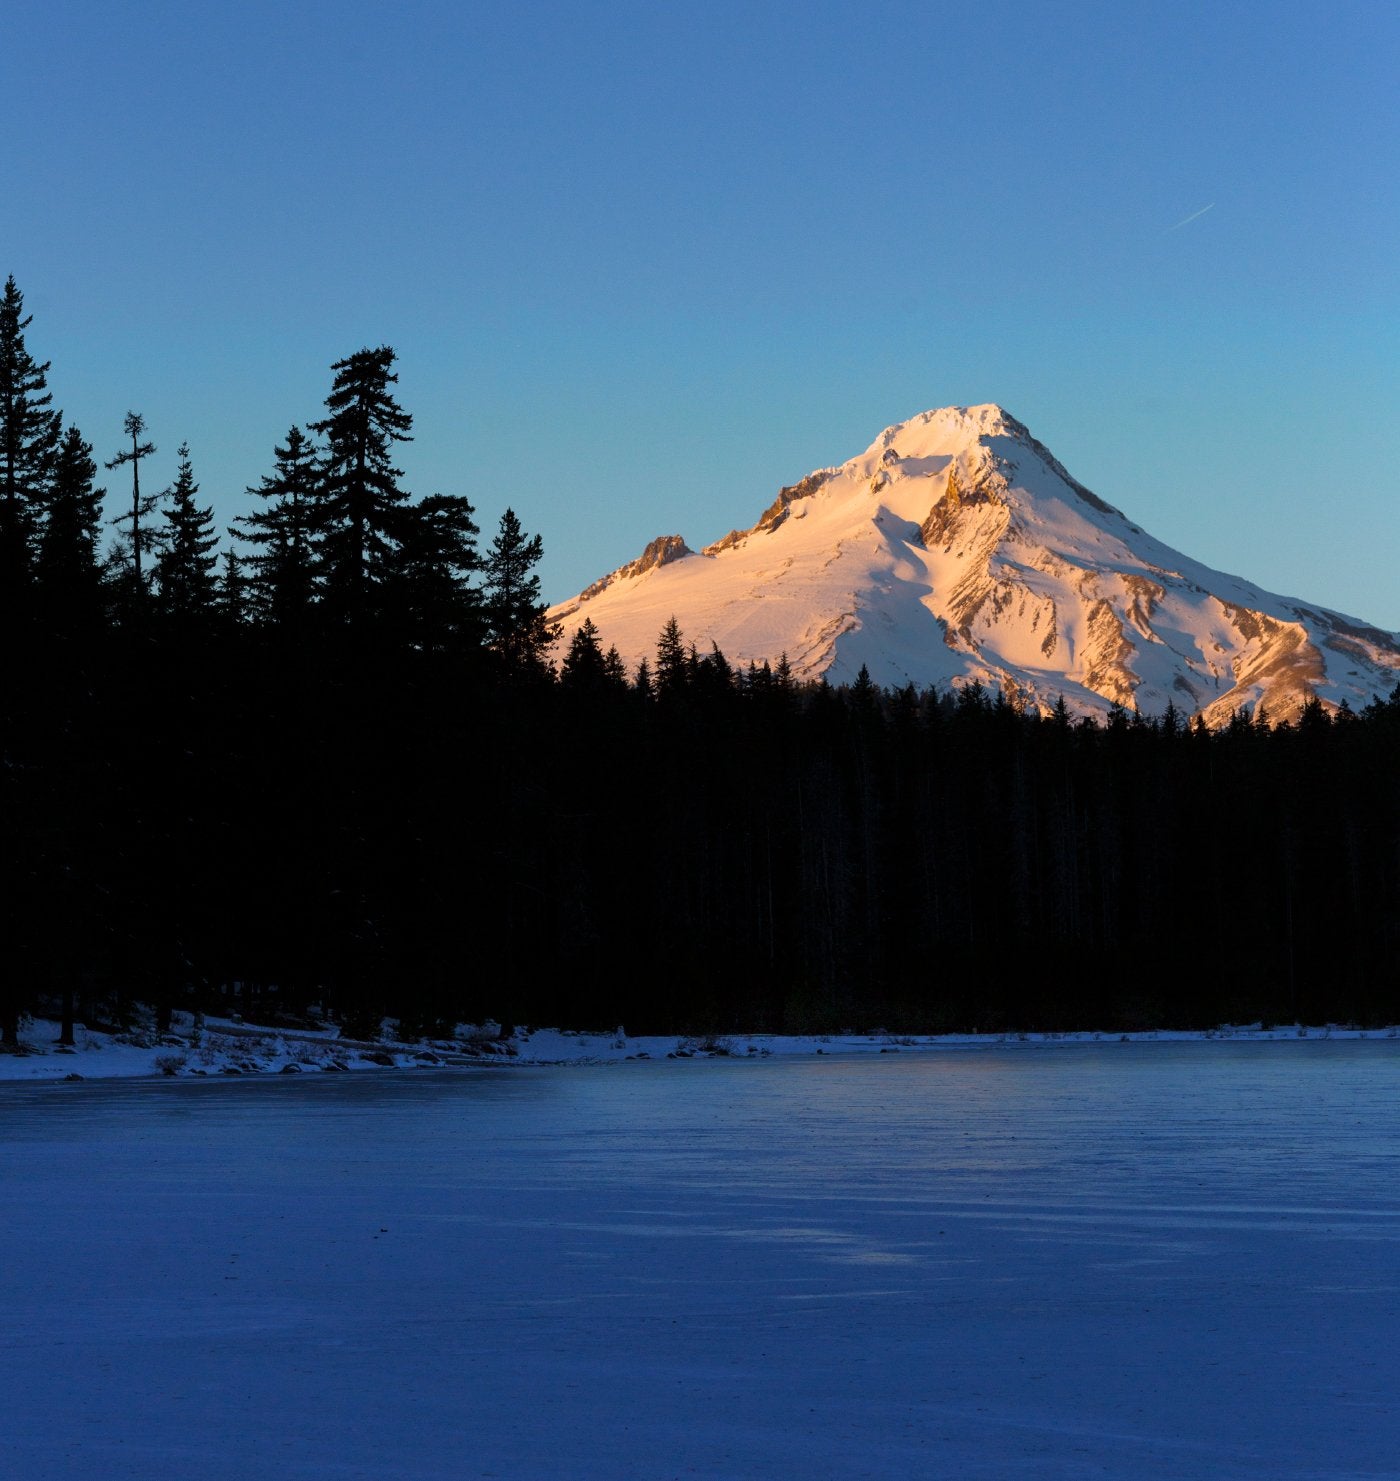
[{"left": 3, "top": 275, "right": 1398, "bottom": 1045}]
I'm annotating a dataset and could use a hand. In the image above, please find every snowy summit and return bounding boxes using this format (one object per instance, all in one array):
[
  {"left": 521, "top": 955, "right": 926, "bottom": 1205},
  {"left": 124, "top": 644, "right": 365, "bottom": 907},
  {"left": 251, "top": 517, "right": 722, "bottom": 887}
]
[{"left": 550, "top": 405, "right": 1400, "bottom": 722}]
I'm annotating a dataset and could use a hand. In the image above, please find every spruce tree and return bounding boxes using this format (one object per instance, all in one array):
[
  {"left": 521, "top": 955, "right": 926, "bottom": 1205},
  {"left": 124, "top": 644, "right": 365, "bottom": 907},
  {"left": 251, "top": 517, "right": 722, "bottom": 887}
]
[
  {"left": 153, "top": 443, "right": 218, "bottom": 622},
  {"left": 237, "top": 424, "right": 322, "bottom": 631},
  {"left": 105, "top": 412, "right": 159, "bottom": 596},
  {"left": 0, "top": 276, "right": 61, "bottom": 602},
  {"left": 482, "top": 507, "right": 558, "bottom": 676},
  {"left": 309, "top": 347, "right": 413, "bottom": 625}
]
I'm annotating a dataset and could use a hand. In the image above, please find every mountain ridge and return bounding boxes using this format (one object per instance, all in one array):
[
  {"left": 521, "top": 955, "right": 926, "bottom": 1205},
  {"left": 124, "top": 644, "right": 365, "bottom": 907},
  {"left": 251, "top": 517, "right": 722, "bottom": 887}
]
[{"left": 549, "top": 405, "right": 1400, "bottom": 723}]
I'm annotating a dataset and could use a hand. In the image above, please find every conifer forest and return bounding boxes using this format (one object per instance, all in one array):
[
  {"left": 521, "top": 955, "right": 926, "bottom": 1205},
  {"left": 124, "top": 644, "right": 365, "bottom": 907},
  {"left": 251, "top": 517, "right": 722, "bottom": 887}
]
[{"left": 3, "top": 277, "right": 1398, "bottom": 1045}]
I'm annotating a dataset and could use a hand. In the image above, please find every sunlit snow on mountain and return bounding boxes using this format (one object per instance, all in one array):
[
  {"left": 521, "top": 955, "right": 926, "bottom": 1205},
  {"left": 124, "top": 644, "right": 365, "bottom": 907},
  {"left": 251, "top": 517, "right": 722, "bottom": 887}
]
[{"left": 551, "top": 406, "right": 1400, "bottom": 722}]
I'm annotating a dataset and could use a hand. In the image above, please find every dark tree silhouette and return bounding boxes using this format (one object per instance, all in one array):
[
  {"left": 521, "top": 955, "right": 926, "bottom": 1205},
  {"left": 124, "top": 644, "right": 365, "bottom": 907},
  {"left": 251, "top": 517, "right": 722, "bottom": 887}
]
[
  {"left": 0, "top": 276, "right": 61, "bottom": 605},
  {"left": 482, "top": 507, "right": 557, "bottom": 676},
  {"left": 36, "top": 423, "right": 105, "bottom": 630},
  {"left": 309, "top": 347, "right": 412, "bottom": 626},
  {"left": 154, "top": 443, "right": 218, "bottom": 622},
  {"left": 655, "top": 615, "right": 688, "bottom": 695},
  {"left": 560, "top": 615, "right": 608, "bottom": 692},
  {"left": 237, "top": 424, "right": 322, "bottom": 631},
  {"left": 218, "top": 548, "right": 251, "bottom": 628},
  {"left": 105, "top": 411, "right": 159, "bottom": 596},
  {"left": 389, "top": 493, "right": 482, "bottom": 653}
]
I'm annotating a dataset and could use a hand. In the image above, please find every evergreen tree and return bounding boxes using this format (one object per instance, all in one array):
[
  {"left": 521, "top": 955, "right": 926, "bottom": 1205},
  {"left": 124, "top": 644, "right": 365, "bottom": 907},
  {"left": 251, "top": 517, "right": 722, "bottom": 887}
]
[
  {"left": 36, "top": 422, "right": 105, "bottom": 627},
  {"left": 602, "top": 644, "right": 629, "bottom": 691},
  {"left": 655, "top": 615, "right": 688, "bottom": 695},
  {"left": 693, "top": 641, "right": 735, "bottom": 701},
  {"left": 105, "top": 412, "right": 159, "bottom": 595},
  {"left": 309, "top": 347, "right": 413, "bottom": 624},
  {"left": 482, "top": 507, "right": 558, "bottom": 675},
  {"left": 153, "top": 443, "right": 218, "bottom": 622},
  {"left": 560, "top": 616, "right": 608, "bottom": 691},
  {"left": 237, "top": 425, "right": 321, "bottom": 630},
  {"left": 0, "top": 277, "right": 61, "bottom": 602},
  {"left": 850, "top": 663, "right": 877, "bottom": 710}
]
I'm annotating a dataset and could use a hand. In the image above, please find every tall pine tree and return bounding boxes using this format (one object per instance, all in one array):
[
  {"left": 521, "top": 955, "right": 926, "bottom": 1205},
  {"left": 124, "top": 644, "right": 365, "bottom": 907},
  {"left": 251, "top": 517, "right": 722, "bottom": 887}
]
[{"left": 309, "top": 347, "right": 412, "bottom": 626}]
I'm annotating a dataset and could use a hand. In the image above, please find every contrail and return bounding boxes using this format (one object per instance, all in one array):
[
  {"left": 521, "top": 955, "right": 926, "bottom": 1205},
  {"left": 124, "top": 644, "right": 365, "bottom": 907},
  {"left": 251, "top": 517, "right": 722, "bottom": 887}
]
[{"left": 1167, "top": 202, "right": 1215, "bottom": 231}]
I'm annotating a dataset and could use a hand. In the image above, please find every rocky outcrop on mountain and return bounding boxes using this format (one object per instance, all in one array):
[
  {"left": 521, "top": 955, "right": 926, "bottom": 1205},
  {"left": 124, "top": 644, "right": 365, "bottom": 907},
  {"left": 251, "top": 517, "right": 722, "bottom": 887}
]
[
  {"left": 552, "top": 534, "right": 696, "bottom": 619},
  {"left": 548, "top": 405, "right": 1400, "bottom": 723},
  {"left": 703, "top": 468, "right": 835, "bottom": 554}
]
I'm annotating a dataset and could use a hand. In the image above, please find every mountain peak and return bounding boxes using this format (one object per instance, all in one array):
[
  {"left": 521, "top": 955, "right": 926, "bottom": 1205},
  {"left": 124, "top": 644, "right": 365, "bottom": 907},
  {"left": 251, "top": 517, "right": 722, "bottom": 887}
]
[
  {"left": 862, "top": 404, "right": 1024, "bottom": 462},
  {"left": 549, "top": 407, "right": 1400, "bottom": 723}
]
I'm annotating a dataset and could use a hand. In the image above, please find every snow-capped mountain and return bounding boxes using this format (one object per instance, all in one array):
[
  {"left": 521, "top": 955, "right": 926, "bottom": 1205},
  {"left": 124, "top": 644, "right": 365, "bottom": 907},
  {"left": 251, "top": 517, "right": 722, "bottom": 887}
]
[{"left": 549, "top": 405, "right": 1400, "bottom": 722}]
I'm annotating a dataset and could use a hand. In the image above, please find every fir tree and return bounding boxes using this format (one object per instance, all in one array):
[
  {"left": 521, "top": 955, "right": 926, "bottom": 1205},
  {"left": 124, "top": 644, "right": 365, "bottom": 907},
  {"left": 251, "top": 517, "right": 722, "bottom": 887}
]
[
  {"left": 105, "top": 412, "right": 159, "bottom": 595},
  {"left": 482, "top": 507, "right": 558, "bottom": 676},
  {"left": 0, "top": 276, "right": 61, "bottom": 600},
  {"left": 153, "top": 443, "right": 218, "bottom": 622},
  {"left": 309, "top": 347, "right": 413, "bottom": 624},
  {"left": 237, "top": 425, "right": 321, "bottom": 630}
]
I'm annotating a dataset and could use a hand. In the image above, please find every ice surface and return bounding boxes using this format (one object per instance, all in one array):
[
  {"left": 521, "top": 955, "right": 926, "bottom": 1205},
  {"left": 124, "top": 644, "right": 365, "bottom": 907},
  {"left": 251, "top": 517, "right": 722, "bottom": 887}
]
[{"left": 4, "top": 1042, "right": 1399, "bottom": 1479}]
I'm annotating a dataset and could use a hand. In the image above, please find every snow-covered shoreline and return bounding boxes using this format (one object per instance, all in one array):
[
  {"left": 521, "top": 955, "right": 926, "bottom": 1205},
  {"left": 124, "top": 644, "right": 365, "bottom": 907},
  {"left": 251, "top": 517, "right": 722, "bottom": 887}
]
[{"left": 1, "top": 1014, "right": 1396, "bottom": 1084}]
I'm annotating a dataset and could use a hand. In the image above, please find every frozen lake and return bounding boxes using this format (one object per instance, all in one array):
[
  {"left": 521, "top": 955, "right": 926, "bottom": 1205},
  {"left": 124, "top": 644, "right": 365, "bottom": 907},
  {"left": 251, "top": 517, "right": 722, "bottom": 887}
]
[{"left": 4, "top": 1042, "right": 1400, "bottom": 1479}]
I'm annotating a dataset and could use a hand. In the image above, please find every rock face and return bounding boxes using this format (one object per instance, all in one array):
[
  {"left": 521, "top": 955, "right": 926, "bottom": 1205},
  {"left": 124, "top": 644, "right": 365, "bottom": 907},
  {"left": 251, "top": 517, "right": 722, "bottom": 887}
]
[
  {"left": 558, "top": 534, "right": 695, "bottom": 613},
  {"left": 548, "top": 404, "right": 1400, "bottom": 722}
]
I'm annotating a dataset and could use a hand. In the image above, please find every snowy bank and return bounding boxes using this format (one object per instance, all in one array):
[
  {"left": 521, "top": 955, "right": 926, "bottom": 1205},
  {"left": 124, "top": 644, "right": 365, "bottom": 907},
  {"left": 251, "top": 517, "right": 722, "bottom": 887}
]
[{"left": 1, "top": 1015, "right": 1396, "bottom": 1083}]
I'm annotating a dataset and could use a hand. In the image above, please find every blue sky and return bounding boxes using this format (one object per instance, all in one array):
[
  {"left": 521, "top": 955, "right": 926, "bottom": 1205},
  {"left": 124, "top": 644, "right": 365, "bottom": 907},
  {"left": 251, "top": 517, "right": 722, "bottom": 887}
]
[{"left": 3, "top": 0, "right": 1397, "bottom": 624}]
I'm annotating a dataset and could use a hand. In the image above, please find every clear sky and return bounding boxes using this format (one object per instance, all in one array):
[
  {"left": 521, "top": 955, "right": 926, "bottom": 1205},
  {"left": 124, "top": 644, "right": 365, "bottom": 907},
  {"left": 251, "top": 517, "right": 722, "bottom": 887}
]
[{"left": 3, "top": 0, "right": 1396, "bottom": 625}]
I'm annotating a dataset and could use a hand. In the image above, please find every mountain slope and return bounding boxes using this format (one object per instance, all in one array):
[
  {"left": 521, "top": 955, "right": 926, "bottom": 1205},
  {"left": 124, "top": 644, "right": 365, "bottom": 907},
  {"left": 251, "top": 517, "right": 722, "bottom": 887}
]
[{"left": 549, "top": 405, "right": 1400, "bottom": 721}]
